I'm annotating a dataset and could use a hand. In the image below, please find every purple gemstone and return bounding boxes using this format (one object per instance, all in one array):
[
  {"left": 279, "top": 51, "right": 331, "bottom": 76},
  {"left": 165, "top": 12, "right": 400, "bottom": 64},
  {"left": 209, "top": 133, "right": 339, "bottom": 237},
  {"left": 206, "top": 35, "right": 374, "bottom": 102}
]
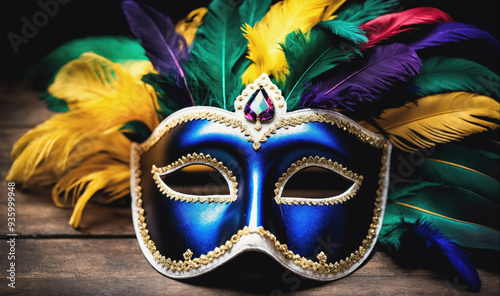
[{"left": 244, "top": 86, "right": 275, "bottom": 122}]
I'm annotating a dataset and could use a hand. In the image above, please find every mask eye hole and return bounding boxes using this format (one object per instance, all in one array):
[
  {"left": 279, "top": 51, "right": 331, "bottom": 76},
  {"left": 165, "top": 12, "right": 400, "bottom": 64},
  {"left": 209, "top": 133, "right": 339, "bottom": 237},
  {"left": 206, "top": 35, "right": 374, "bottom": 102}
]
[
  {"left": 160, "top": 165, "right": 231, "bottom": 196},
  {"left": 281, "top": 166, "right": 354, "bottom": 198},
  {"left": 275, "top": 157, "right": 363, "bottom": 206},
  {"left": 152, "top": 153, "right": 238, "bottom": 203}
]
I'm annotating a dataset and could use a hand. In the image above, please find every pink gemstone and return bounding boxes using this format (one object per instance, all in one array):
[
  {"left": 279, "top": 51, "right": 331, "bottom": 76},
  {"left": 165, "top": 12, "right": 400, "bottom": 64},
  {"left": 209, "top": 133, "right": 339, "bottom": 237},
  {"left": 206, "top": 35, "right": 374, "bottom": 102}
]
[{"left": 244, "top": 86, "right": 274, "bottom": 121}]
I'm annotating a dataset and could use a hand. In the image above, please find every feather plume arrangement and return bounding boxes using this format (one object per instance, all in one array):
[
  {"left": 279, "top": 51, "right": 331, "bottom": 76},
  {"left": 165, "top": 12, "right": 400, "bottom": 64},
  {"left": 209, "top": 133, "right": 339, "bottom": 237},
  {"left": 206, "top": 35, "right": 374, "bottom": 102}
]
[{"left": 8, "top": 53, "right": 159, "bottom": 227}]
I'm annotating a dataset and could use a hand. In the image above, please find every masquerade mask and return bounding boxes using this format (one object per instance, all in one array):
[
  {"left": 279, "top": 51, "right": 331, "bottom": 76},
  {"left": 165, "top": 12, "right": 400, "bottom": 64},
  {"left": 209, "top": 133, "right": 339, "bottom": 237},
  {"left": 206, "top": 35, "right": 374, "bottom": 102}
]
[
  {"left": 8, "top": 0, "right": 499, "bottom": 292},
  {"left": 131, "top": 74, "right": 391, "bottom": 279}
]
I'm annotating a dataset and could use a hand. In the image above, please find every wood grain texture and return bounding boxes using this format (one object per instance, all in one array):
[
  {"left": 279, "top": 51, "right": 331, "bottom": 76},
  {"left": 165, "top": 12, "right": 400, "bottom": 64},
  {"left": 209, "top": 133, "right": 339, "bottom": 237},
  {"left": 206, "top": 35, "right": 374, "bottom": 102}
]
[{"left": 1, "top": 239, "right": 498, "bottom": 295}]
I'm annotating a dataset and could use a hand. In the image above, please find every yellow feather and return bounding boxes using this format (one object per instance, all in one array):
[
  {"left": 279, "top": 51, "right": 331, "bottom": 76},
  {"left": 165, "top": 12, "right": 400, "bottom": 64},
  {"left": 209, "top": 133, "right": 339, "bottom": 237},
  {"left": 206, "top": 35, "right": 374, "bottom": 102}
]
[
  {"left": 7, "top": 53, "right": 159, "bottom": 227},
  {"left": 52, "top": 153, "right": 131, "bottom": 227},
  {"left": 241, "top": 0, "right": 346, "bottom": 84},
  {"left": 376, "top": 92, "right": 500, "bottom": 152},
  {"left": 175, "top": 7, "right": 208, "bottom": 47}
]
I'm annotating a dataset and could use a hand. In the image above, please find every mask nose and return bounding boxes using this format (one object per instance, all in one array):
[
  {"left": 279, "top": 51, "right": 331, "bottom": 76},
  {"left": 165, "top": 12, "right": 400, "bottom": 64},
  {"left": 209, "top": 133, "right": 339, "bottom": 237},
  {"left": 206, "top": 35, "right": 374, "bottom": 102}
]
[{"left": 243, "top": 164, "right": 287, "bottom": 239}]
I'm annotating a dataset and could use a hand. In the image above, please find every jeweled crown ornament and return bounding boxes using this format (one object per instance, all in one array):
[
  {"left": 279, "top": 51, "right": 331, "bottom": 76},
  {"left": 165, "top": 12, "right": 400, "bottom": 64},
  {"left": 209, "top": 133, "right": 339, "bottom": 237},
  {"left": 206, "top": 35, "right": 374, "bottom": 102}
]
[{"left": 244, "top": 85, "right": 275, "bottom": 122}]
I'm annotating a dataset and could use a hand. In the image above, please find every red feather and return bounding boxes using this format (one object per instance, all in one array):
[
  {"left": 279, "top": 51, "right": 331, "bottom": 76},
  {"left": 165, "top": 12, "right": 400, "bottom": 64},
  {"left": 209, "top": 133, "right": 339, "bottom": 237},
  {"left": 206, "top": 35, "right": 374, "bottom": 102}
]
[{"left": 360, "top": 7, "right": 453, "bottom": 49}]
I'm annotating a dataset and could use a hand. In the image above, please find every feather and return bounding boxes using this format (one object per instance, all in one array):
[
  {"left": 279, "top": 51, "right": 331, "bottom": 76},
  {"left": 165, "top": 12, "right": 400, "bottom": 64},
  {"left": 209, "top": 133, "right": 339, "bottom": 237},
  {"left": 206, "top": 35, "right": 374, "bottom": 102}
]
[
  {"left": 25, "top": 36, "right": 147, "bottom": 90},
  {"left": 280, "top": 28, "right": 360, "bottom": 110},
  {"left": 335, "top": 0, "right": 399, "bottom": 26},
  {"left": 121, "top": 0, "right": 194, "bottom": 105},
  {"left": 7, "top": 53, "right": 159, "bottom": 227},
  {"left": 186, "top": 0, "right": 271, "bottom": 110},
  {"left": 141, "top": 72, "right": 194, "bottom": 119},
  {"left": 241, "top": 0, "right": 346, "bottom": 84},
  {"left": 360, "top": 7, "right": 453, "bottom": 50},
  {"left": 175, "top": 7, "right": 208, "bottom": 47},
  {"left": 408, "top": 22, "right": 500, "bottom": 52},
  {"left": 299, "top": 43, "right": 420, "bottom": 112},
  {"left": 383, "top": 180, "right": 499, "bottom": 250},
  {"left": 380, "top": 216, "right": 482, "bottom": 292},
  {"left": 316, "top": 19, "right": 368, "bottom": 46},
  {"left": 414, "top": 143, "right": 499, "bottom": 204},
  {"left": 377, "top": 92, "right": 500, "bottom": 151},
  {"left": 413, "top": 57, "right": 500, "bottom": 99},
  {"left": 239, "top": 0, "right": 273, "bottom": 27},
  {"left": 53, "top": 153, "right": 131, "bottom": 228}
]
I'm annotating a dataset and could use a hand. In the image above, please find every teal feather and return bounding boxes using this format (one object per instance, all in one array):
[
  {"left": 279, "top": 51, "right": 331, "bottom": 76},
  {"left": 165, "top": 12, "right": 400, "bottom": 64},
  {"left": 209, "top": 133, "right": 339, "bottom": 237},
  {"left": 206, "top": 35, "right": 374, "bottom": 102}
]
[
  {"left": 141, "top": 73, "right": 195, "bottom": 120},
  {"left": 281, "top": 28, "right": 360, "bottom": 111},
  {"left": 39, "top": 92, "right": 69, "bottom": 113},
  {"left": 335, "top": 0, "right": 399, "bottom": 26},
  {"left": 414, "top": 142, "right": 500, "bottom": 203},
  {"left": 383, "top": 180, "right": 499, "bottom": 251},
  {"left": 186, "top": 0, "right": 270, "bottom": 110},
  {"left": 120, "top": 120, "right": 153, "bottom": 143},
  {"left": 26, "top": 36, "right": 148, "bottom": 90},
  {"left": 317, "top": 19, "right": 368, "bottom": 46},
  {"left": 413, "top": 57, "right": 500, "bottom": 99}
]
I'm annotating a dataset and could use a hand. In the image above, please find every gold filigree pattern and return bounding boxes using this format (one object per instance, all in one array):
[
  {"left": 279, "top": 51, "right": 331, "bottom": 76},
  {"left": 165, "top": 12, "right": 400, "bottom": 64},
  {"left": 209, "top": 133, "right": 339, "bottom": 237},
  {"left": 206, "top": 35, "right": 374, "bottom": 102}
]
[
  {"left": 131, "top": 139, "right": 389, "bottom": 275},
  {"left": 135, "top": 110, "right": 248, "bottom": 154},
  {"left": 274, "top": 156, "right": 364, "bottom": 206},
  {"left": 137, "top": 110, "right": 385, "bottom": 154},
  {"left": 152, "top": 152, "right": 238, "bottom": 204}
]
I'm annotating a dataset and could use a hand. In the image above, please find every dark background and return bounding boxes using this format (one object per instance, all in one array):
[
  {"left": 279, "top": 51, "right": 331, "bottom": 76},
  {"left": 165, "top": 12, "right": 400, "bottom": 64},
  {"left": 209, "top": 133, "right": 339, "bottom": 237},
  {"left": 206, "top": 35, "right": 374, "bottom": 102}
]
[{"left": 0, "top": 0, "right": 499, "bottom": 84}]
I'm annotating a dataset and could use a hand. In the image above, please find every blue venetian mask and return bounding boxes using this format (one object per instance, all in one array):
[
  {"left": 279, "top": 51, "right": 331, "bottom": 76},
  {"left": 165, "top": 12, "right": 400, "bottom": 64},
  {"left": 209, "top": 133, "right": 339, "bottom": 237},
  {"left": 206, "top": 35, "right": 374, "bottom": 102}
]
[{"left": 131, "top": 74, "right": 391, "bottom": 280}]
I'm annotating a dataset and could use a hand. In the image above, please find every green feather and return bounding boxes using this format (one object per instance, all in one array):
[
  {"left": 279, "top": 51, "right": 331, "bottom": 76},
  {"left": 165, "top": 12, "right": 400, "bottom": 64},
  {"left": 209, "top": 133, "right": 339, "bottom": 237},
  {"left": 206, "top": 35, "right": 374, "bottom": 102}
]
[
  {"left": 40, "top": 92, "right": 69, "bottom": 112},
  {"left": 120, "top": 120, "right": 152, "bottom": 143},
  {"left": 316, "top": 20, "right": 368, "bottom": 46},
  {"left": 281, "top": 28, "right": 360, "bottom": 111},
  {"left": 239, "top": 0, "right": 272, "bottom": 28},
  {"left": 415, "top": 143, "right": 499, "bottom": 203},
  {"left": 141, "top": 73, "right": 192, "bottom": 120},
  {"left": 336, "top": 0, "right": 399, "bottom": 26},
  {"left": 413, "top": 56, "right": 500, "bottom": 99},
  {"left": 186, "top": 0, "right": 270, "bottom": 110},
  {"left": 382, "top": 180, "right": 499, "bottom": 250},
  {"left": 26, "top": 36, "right": 148, "bottom": 90}
]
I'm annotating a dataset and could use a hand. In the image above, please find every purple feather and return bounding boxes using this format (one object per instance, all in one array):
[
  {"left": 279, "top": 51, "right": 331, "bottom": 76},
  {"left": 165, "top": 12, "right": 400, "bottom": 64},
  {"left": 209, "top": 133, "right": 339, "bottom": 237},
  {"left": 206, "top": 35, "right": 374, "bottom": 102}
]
[
  {"left": 384, "top": 217, "right": 481, "bottom": 292},
  {"left": 300, "top": 43, "right": 421, "bottom": 111},
  {"left": 409, "top": 22, "right": 500, "bottom": 52},
  {"left": 122, "top": 0, "right": 194, "bottom": 105}
]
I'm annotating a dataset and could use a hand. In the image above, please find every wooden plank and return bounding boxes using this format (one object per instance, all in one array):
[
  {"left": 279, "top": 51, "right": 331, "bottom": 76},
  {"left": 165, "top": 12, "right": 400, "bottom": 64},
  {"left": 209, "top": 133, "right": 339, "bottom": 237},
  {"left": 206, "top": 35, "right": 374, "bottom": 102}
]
[
  {"left": 0, "top": 85, "right": 53, "bottom": 128},
  {"left": 0, "top": 166, "right": 134, "bottom": 236},
  {"left": 0, "top": 128, "right": 27, "bottom": 166},
  {"left": 1, "top": 238, "right": 498, "bottom": 295}
]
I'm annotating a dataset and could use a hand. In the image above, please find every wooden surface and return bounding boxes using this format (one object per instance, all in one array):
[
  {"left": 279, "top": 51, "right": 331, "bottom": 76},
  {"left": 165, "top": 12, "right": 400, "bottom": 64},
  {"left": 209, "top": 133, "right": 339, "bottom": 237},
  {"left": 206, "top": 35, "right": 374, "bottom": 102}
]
[{"left": 0, "top": 84, "right": 499, "bottom": 295}]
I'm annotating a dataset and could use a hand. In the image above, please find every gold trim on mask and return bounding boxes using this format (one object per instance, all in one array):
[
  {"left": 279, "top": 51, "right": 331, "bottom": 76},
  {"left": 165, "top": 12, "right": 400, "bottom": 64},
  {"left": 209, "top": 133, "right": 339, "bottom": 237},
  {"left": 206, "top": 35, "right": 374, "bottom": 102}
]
[
  {"left": 136, "top": 110, "right": 385, "bottom": 154},
  {"left": 152, "top": 152, "right": 238, "bottom": 204},
  {"left": 274, "top": 156, "right": 364, "bottom": 206}
]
